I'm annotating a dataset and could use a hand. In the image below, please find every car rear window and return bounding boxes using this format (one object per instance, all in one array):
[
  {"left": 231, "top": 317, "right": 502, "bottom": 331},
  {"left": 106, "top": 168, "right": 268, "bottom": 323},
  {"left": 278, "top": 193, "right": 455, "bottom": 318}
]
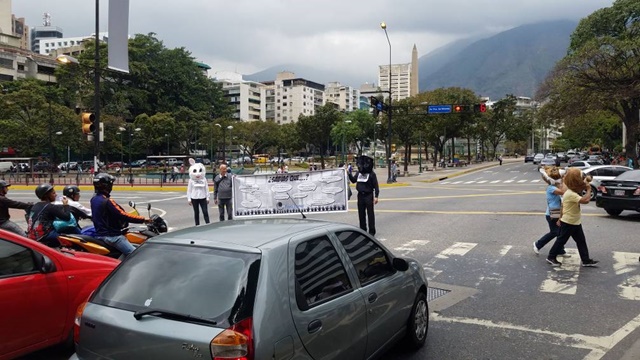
[
  {"left": 91, "top": 243, "right": 260, "bottom": 327},
  {"left": 615, "top": 170, "right": 640, "bottom": 181}
]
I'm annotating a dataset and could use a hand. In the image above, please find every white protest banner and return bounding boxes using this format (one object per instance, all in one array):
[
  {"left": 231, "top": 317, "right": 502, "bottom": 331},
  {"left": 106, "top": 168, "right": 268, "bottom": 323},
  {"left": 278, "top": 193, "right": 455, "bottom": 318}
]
[{"left": 233, "top": 169, "right": 349, "bottom": 218}]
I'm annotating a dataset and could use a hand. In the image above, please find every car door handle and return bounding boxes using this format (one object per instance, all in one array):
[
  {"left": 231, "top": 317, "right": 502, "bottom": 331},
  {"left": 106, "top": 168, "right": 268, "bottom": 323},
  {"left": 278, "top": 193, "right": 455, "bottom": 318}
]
[
  {"left": 368, "top": 292, "right": 378, "bottom": 303},
  {"left": 308, "top": 319, "right": 322, "bottom": 334}
]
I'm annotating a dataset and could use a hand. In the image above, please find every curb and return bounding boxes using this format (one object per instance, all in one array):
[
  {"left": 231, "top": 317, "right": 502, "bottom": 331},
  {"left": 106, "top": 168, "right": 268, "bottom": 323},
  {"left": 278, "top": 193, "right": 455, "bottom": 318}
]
[
  {"left": 419, "top": 163, "right": 500, "bottom": 183},
  {"left": 9, "top": 184, "right": 193, "bottom": 192}
]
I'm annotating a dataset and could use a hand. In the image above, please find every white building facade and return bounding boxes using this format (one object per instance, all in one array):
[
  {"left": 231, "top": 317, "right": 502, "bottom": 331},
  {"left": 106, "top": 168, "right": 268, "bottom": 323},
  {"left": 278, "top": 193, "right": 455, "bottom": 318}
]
[
  {"left": 377, "top": 44, "right": 419, "bottom": 102},
  {"left": 324, "top": 82, "right": 360, "bottom": 112},
  {"left": 264, "top": 71, "right": 325, "bottom": 124},
  {"left": 216, "top": 72, "right": 265, "bottom": 122}
]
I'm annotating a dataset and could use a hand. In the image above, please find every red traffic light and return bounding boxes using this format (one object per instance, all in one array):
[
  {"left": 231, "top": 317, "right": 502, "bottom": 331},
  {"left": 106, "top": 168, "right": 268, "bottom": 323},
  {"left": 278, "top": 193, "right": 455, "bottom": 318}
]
[
  {"left": 453, "top": 105, "right": 462, "bottom": 112},
  {"left": 473, "top": 104, "right": 487, "bottom": 113}
]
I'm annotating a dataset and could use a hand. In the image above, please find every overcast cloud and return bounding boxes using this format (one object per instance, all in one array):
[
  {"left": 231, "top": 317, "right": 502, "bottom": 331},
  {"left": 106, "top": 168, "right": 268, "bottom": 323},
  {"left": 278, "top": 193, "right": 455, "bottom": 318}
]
[{"left": 12, "top": 0, "right": 615, "bottom": 84}]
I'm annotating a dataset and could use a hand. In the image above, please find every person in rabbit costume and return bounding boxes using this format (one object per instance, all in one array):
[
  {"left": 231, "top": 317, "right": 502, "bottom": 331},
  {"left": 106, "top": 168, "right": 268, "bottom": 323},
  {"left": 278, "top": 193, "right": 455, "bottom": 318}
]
[{"left": 186, "top": 158, "right": 210, "bottom": 226}]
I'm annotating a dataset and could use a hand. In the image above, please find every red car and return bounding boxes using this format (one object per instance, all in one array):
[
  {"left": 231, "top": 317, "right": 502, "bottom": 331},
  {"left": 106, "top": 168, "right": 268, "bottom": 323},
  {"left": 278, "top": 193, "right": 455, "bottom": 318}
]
[{"left": 0, "top": 230, "right": 119, "bottom": 360}]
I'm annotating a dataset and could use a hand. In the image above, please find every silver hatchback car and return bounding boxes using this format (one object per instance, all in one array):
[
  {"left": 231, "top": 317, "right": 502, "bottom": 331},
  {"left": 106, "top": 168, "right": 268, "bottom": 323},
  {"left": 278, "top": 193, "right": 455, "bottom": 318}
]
[{"left": 71, "top": 218, "right": 429, "bottom": 360}]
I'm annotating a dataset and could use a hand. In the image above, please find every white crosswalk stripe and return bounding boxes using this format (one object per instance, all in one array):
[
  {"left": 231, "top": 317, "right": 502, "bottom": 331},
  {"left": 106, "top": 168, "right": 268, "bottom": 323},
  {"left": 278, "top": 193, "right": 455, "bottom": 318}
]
[
  {"left": 406, "top": 241, "right": 640, "bottom": 300},
  {"left": 436, "top": 179, "right": 552, "bottom": 185}
]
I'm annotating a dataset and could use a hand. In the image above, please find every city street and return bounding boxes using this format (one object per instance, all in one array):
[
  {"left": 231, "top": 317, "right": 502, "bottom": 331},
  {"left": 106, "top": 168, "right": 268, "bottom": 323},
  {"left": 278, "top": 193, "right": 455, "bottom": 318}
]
[{"left": 11, "top": 161, "right": 640, "bottom": 360}]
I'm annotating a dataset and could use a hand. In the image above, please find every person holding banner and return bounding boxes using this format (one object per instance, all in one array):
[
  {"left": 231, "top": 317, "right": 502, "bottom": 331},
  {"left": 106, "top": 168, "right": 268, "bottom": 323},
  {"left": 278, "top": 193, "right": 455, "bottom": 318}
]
[{"left": 348, "top": 155, "right": 379, "bottom": 236}]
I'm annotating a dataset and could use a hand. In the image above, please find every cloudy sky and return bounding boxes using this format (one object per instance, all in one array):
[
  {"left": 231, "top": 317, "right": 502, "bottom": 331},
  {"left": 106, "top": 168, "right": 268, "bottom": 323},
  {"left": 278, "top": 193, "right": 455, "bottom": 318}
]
[{"left": 12, "top": 0, "right": 615, "bottom": 84}]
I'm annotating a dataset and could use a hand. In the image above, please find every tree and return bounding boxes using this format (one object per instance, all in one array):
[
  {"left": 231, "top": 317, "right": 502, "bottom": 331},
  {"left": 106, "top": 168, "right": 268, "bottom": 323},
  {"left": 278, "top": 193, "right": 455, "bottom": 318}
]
[
  {"left": 539, "top": 0, "right": 640, "bottom": 166},
  {"left": 297, "top": 104, "right": 343, "bottom": 169}
]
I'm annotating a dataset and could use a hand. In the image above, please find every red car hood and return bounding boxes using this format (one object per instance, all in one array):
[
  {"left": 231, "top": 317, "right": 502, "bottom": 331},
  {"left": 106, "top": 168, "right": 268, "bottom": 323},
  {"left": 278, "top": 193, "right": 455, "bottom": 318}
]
[{"left": 57, "top": 248, "right": 120, "bottom": 267}]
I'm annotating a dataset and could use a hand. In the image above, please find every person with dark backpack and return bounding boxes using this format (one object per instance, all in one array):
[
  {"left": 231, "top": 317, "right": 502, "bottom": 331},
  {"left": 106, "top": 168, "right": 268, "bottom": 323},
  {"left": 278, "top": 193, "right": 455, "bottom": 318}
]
[{"left": 27, "top": 184, "right": 71, "bottom": 248}]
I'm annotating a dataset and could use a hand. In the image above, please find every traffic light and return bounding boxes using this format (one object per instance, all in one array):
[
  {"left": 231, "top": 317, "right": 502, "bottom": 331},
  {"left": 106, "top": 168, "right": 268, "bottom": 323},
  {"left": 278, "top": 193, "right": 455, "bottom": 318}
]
[
  {"left": 473, "top": 103, "right": 487, "bottom": 113},
  {"left": 370, "top": 96, "right": 385, "bottom": 116},
  {"left": 81, "top": 112, "right": 95, "bottom": 134},
  {"left": 453, "top": 105, "right": 470, "bottom": 113}
]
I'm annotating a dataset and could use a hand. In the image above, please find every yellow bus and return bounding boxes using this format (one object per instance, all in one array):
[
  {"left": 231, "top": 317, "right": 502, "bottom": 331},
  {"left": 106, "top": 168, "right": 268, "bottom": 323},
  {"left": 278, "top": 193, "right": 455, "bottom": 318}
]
[{"left": 252, "top": 154, "right": 270, "bottom": 164}]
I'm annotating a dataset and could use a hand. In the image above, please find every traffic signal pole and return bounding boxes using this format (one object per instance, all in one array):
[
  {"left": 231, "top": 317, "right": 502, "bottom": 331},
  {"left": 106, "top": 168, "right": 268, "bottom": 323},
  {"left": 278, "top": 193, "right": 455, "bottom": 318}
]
[{"left": 93, "top": 0, "right": 101, "bottom": 173}]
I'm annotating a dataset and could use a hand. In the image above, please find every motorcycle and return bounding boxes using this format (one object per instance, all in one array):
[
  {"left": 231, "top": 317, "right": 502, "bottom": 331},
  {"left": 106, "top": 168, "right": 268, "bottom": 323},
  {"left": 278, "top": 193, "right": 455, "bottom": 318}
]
[{"left": 57, "top": 201, "right": 168, "bottom": 258}]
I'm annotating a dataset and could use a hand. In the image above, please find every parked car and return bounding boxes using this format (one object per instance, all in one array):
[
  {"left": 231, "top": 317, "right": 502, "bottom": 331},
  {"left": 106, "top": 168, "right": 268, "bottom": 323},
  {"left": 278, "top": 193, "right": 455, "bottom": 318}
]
[
  {"left": 33, "top": 161, "right": 52, "bottom": 172},
  {"left": 0, "top": 230, "right": 119, "bottom": 360},
  {"left": 71, "top": 219, "right": 429, "bottom": 360},
  {"left": 595, "top": 170, "right": 640, "bottom": 216},
  {"left": 524, "top": 154, "right": 535, "bottom": 163},
  {"left": 18, "top": 163, "right": 30, "bottom": 172},
  {"left": 581, "top": 165, "right": 632, "bottom": 200},
  {"left": 532, "top": 153, "right": 545, "bottom": 165},
  {"left": 129, "top": 159, "right": 146, "bottom": 168}
]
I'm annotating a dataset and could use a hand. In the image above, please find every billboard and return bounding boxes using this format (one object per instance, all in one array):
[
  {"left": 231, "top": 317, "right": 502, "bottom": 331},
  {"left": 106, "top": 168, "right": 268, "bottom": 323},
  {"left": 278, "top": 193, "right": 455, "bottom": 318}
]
[{"left": 233, "top": 169, "right": 349, "bottom": 218}]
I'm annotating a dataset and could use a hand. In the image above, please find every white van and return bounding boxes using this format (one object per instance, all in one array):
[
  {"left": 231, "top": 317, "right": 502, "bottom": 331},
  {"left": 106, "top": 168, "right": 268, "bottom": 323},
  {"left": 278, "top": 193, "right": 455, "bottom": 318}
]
[{"left": 0, "top": 162, "right": 14, "bottom": 173}]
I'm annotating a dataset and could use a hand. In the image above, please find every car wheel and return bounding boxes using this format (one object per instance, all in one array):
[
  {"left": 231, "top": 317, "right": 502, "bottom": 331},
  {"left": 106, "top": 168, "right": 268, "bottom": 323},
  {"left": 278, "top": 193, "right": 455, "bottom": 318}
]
[
  {"left": 605, "top": 208, "right": 623, "bottom": 217},
  {"left": 404, "top": 291, "right": 428, "bottom": 349},
  {"left": 589, "top": 186, "right": 596, "bottom": 201}
]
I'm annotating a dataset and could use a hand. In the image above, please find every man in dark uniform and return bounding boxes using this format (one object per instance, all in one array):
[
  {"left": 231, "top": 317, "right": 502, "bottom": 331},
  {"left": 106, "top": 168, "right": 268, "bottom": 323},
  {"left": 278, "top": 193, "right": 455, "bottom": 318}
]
[
  {"left": 0, "top": 180, "right": 33, "bottom": 235},
  {"left": 348, "top": 155, "right": 380, "bottom": 236}
]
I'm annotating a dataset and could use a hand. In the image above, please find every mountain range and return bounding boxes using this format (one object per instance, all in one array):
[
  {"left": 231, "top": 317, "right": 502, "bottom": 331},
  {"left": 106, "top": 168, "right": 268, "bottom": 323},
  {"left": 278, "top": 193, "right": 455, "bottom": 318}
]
[{"left": 245, "top": 20, "right": 578, "bottom": 100}]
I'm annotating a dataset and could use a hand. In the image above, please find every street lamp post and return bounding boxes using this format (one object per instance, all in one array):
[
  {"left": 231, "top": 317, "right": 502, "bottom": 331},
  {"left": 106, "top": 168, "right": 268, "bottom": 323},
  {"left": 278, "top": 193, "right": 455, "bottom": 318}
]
[
  {"left": 381, "top": 21, "right": 393, "bottom": 183},
  {"left": 165, "top": 133, "right": 169, "bottom": 155},
  {"left": 342, "top": 120, "right": 352, "bottom": 164},
  {"left": 215, "top": 124, "right": 234, "bottom": 164},
  {"left": 373, "top": 121, "right": 381, "bottom": 168}
]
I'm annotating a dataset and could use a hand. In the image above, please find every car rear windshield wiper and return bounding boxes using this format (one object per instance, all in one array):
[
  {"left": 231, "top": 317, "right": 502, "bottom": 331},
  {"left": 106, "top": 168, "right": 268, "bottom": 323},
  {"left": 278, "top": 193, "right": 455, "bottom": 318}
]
[{"left": 133, "top": 308, "right": 218, "bottom": 326}]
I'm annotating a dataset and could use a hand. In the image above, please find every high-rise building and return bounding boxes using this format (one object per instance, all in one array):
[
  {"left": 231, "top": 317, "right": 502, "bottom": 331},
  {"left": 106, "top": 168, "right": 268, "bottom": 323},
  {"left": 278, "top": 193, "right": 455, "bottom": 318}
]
[
  {"left": 216, "top": 72, "right": 265, "bottom": 122},
  {"left": 0, "top": 0, "right": 11, "bottom": 36},
  {"left": 30, "top": 13, "right": 63, "bottom": 53},
  {"left": 11, "top": 15, "right": 28, "bottom": 50},
  {"left": 378, "top": 44, "right": 419, "bottom": 101},
  {"left": 324, "top": 82, "right": 360, "bottom": 112},
  {"left": 263, "top": 71, "right": 325, "bottom": 124}
]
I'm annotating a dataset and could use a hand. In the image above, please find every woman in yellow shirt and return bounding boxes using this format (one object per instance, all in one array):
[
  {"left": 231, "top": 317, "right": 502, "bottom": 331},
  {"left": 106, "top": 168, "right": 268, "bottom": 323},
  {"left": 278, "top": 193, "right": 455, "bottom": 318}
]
[{"left": 546, "top": 168, "right": 599, "bottom": 267}]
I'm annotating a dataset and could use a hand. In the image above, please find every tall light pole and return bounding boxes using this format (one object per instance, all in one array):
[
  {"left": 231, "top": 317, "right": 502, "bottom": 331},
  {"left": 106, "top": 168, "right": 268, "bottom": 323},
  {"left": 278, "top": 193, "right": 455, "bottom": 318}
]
[
  {"left": 373, "top": 121, "right": 381, "bottom": 168},
  {"left": 381, "top": 21, "right": 392, "bottom": 183},
  {"left": 92, "top": 0, "right": 101, "bottom": 172},
  {"left": 342, "top": 120, "right": 352, "bottom": 164},
  {"left": 165, "top": 133, "right": 169, "bottom": 155},
  {"left": 215, "top": 124, "right": 233, "bottom": 164}
]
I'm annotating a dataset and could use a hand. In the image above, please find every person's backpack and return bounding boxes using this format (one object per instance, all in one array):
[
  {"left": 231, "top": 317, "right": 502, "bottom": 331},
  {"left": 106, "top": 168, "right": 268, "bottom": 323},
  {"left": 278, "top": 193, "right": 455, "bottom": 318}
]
[{"left": 27, "top": 204, "right": 49, "bottom": 241}]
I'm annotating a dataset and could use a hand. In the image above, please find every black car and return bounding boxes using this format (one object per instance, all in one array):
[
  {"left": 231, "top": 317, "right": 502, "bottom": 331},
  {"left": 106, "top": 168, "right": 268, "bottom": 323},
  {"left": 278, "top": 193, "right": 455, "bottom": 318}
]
[
  {"left": 595, "top": 169, "right": 640, "bottom": 216},
  {"left": 524, "top": 154, "right": 535, "bottom": 163}
]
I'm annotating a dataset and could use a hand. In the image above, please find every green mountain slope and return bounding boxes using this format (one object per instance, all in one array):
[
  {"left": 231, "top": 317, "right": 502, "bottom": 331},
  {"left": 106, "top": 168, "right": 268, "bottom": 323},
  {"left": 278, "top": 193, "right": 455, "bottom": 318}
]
[{"left": 419, "top": 20, "right": 577, "bottom": 99}]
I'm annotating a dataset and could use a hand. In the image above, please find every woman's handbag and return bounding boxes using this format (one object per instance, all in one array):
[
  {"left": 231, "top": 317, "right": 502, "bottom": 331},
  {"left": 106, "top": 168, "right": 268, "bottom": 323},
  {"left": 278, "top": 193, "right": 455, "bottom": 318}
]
[{"left": 549, "top": 208, "right": 562, "bottom": 219}]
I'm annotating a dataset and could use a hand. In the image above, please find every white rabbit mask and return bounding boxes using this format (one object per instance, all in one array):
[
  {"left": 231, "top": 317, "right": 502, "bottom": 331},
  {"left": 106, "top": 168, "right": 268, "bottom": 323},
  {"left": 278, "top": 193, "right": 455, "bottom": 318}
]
[{"left": 188, "top": 158, "right": 207, "bottom": 187}]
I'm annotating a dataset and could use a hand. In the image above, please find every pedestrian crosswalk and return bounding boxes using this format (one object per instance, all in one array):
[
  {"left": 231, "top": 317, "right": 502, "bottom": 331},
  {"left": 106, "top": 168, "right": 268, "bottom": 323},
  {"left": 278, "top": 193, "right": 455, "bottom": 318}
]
[
  {"left": 382, "top": 239, "right": 640, "bottom": 301},
  {"left": 439, "top": 179, "right": 543, "bottom": 185}
]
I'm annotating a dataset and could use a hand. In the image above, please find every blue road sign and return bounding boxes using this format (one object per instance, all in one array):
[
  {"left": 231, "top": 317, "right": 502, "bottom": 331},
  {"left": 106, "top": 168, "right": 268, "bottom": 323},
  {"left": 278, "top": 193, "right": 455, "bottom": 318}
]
[
  {"left": 428, "top": 105, "right": 452, "bottom": 114},
  {"left": 376, "top": 103, "right": 383, "bottom": 111}
]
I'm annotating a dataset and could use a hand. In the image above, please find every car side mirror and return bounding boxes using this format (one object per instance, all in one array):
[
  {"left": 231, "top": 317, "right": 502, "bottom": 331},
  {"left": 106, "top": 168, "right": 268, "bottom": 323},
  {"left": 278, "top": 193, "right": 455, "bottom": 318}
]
[
  {"left": 147, "top": 203, "right": 152, "bottom": 211},
  {"left": 34, "top": 252, "right": 56, "bottom": 273},
  {"left": 392, "top": 258, "right": 409, "bottom": 272}
]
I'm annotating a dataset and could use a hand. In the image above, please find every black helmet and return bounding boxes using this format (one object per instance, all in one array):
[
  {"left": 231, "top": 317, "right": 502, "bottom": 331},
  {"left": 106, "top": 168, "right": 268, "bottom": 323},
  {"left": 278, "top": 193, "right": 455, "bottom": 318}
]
[
  {"left": 93, "top": 173, "right": 115, "bottom": 194},
  {"left": 0, "top": 180, "right": 10, "bottom": 189},
  {"left": 63, "top": 185, "right": 80, "bottom": 198},
  {"left": 35, "top": 183, "right": 54, "bottom": 200}
]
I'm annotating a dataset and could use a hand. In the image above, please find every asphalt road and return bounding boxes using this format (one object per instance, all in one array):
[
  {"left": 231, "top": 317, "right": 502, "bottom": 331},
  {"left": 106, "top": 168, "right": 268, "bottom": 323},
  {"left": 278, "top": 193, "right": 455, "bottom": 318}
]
[{"left": 11, "top": 161, "right": 640, "bottom": 360}]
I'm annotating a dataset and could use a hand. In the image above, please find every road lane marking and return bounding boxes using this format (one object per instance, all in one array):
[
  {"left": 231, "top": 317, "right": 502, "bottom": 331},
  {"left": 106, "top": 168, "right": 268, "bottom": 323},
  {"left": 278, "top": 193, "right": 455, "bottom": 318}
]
[
  {"left": 477, "top": 180, "right": 487, "bottom": 183},
  {"left": 504, "top": 180, "right": 514, "bottom": 183},
  {"left": 490, "top": 180, "right": 501, "bottom": 183},
  {"left": 540, "top": 249, "right": 580, "bottom": 295},
  {"left": 394, "top": 240, "right": 430, "bottom": 256},
  {"left": 436, "top": 242, "right": 477, "bottom": 258},
  {"left": 452, "top": 181, "right": 463, "bottom": 184},
  {"left": 370, "top": 209, "right": 607, "bottom": 217},
  {"left": 518, "top": 180, "right": 528, "bottom": 183},
  {"left": 613, "top": 251, "right": 640, "bottom": 301},
  {"left": 431, "top": 312, "right": 640, "bottom": 359},
  {"left": 464, "top": 181, "right": 476, "bottom": 184}
]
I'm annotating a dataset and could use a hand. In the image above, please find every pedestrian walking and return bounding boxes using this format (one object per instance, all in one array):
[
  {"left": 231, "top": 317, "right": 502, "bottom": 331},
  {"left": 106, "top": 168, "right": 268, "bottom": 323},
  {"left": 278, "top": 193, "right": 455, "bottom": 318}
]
[
  {"left": 348, "top": 155, "right": 379, "bottom": 236},
  {"left": 214, "top": 163, "right": 233, "bottom": 221},
  {"left": 0, "top": 180, "right": 33, "bottom": 236},
  {"left": 533, "top": 167, "right": 568, "bottom": 256},
  {"left": 186, "top": 159, "right": 210, "bottom": 226},
  {"left": 390, "top": 160, "right": 398, "bottom": 183},
  {"left": 498, "top": 155, "right": 503, "bottom": 166},
  {"left": 180, "top": 164, "right": 185, "bottom": 180},
  {"left": 546, "top": 168, "right": 599, "bottom": 267}
]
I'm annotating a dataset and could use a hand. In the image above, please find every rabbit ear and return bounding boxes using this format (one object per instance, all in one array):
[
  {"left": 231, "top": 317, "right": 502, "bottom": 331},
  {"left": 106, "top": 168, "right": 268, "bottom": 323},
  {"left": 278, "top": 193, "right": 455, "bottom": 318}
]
[{"left": 189, "top": 158, "right": 195, "bottom": 166}]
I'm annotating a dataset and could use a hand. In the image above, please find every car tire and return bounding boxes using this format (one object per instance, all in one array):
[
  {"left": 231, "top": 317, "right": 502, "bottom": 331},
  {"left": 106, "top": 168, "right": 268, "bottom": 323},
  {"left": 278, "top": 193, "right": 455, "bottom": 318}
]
[
  {"left": 404, "top": 291, "right": 428, "bottom": 349},
  {"left": 605, "top": 208, "right": 623, "bottom": 217},
  {"left": 589, "top": 186, "right": 597, "bottom": 201}
]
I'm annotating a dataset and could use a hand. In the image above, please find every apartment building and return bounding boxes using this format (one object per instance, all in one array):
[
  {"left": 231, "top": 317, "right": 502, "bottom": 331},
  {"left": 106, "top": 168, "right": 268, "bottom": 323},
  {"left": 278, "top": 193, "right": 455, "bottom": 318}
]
[
  {"left": 264, "top": 71, "right": 325, "bottom": 124},
  {"left": 324, "top": 81, "right": 360, "bottom": 112},
  {"left": 216, "top": 72, "right": 265, "bottom": 122},
  {"left": 0, "top": 46, "right": 57, "bottom": 82}
]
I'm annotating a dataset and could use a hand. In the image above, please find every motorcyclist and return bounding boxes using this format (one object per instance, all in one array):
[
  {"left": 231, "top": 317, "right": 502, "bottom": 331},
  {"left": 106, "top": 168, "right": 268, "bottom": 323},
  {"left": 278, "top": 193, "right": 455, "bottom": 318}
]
[
  {"left": 0, "top": 180, "right": 33, "bottom": 236},
  {"left": 52, "top": 185, "right": 91, "bottom": 234},
  {"left": 90, "top": 173, "right": 151, "bottom": 257},
  {"left": 55, "top": 185, "right": 92, "bottom": 220},
  {"left": 27, "top": 184, "right": 71, "bottom": 248}
]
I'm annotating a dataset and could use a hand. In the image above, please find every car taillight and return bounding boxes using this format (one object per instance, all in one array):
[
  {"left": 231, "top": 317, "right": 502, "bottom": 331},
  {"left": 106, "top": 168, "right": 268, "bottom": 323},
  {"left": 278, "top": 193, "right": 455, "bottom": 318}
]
[
  {"left": 210, "top": 317, "right": 253, "bottom": 360},
  {"left": 74, "top": 301, "right": 87, "bottom": 344}
]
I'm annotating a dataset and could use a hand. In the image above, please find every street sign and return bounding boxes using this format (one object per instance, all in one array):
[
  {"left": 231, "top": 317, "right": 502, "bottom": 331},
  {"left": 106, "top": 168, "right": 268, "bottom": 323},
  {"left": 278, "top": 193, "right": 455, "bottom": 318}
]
[{"left": 428, "top": 105, "right": 452, "bottom": 114}]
